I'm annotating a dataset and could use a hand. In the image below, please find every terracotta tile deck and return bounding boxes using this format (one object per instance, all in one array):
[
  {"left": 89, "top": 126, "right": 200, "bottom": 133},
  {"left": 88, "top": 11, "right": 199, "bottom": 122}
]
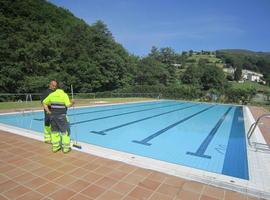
[
  {"left": 0, "top": 130, "right": 261, "bottom": 200},
  {"left": 248, "top": 106, "right": 270, "bottom": 144}
]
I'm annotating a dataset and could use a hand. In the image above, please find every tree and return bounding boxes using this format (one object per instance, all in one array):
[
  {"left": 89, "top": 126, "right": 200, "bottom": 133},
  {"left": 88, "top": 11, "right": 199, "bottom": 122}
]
[
  {"left": 0, "top": 0, "right": 134, "bottom": 94},
  {"left": 182, "top": 51, "right": 187, "bottom": 56},
  {"left": 181, "top": 65, "right": 203, "bottom": 86},
  {"left": 159, "top": 48, "right": 177, "bottom": 85},
  {"left": 135, "top": 57, "right": 168, "bottom": 86},
  {"left": 148, "top": 46, "right": 159, "bottom": 60},
  {"left": 147, "top": 47, "right": 177, "bottom": 85},
  {"left": 226, "top": 86, "right": 256, "bottom": 104},
  {"left": 201, "top": 65, "right": 226, "bottom": 91},
  {"left": 198, "top": 58, "right": 208, "bottom": 66},
  {"left": 234, "top": 66, "right": 242, "bottom": 81}
]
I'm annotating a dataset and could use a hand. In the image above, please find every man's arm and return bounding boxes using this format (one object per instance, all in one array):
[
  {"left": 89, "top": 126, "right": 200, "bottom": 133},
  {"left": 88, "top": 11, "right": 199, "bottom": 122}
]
[
  {"left": 64, "top": 93, "right": 75, "bottom": 108},
  {"left": 43, "top": 104, "right": 51, "bottom": 114},
  {"left": 40, "top": 89, "right": 51, "bottom": 103},
  {"left": 42, "top": 95, "right": 51, "bottom": 113},
  {"left": 68, "top": 99, "right": 75, "bottom": 108}
]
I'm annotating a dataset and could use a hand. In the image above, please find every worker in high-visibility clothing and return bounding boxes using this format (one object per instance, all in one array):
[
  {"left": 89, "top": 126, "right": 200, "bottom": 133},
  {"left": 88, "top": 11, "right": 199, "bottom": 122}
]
[
  {"left": 40, "top": 80, "right": 57, "bottom": 144},
  {"left": 42, "top": 85, "right": 74, "bottom": 153}
]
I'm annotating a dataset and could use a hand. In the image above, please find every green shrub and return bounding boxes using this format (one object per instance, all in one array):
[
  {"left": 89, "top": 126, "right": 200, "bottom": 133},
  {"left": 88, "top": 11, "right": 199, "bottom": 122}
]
[
  {"left": 115, "top": 85, "right": 202, "bottom": 100},
  {"left": 225, "top": 87, "right": 256, "bottom": 104}
]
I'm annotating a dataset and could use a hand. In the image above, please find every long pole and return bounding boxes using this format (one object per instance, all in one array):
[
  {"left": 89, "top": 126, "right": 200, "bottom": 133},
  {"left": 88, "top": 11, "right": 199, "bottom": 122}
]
[
  {"left": 70, "top": 85, "right": 81, "bottom": 149},
  {"left": 71, "top": 85, "right": 74, "bottom": 100}
]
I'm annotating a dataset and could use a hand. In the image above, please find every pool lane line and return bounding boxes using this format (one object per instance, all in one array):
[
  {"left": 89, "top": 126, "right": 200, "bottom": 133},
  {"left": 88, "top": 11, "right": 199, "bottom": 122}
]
[
  {"left": 70, "top": 102, "right": 183, "bottom": 126},
  {"left": 222, "top": 107, "right": 249, "bottom": 180},
  {"left": 33, "top": 101, "right": 172, "bottom": 121},
  {"left": 33, "top": 118, "right": 45, "bottom": 121},
  {"left": 132, "top": 105, "right": 215, "bottom": 146},
  {"left": 91, "top": 103, "right": 200, "bottom": 135},
  {"left": 186, "top": 106, "right": 233, "bottom": 159}
]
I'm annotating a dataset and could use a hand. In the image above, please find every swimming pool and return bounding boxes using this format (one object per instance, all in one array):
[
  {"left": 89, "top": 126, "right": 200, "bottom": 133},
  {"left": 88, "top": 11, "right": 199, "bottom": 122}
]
[{"left": 0, "top": 100, "right": 249, "bottom": 180}]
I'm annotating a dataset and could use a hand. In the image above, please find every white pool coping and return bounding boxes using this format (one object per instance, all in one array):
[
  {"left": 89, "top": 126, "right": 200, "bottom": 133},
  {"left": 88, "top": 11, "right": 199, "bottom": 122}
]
[{"left": 0, "top": 103, "right": 269, "bottom": 199}]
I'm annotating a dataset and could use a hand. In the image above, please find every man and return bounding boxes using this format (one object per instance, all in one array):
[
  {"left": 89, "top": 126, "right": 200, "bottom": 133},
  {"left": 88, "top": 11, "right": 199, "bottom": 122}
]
[
  {"left": 42, "top": 84, "right": 74, "bottom": 153},
  {"left": 41, "top": 80, "right": 57, "bottom": 143}
]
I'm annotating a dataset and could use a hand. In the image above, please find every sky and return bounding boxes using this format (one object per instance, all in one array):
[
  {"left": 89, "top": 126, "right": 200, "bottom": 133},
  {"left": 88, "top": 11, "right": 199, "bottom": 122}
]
[{"left": 49, "top": 0, "right": 270, "bottom": 56}]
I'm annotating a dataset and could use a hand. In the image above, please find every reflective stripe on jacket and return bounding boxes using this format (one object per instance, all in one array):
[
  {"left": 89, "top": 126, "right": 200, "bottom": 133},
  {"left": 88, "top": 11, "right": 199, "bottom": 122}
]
[{"left": 43, "top": 89, "right": 71, "bottom": 115}]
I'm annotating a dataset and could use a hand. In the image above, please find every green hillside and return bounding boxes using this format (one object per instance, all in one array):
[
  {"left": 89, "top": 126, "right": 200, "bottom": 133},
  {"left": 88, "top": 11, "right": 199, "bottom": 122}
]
[
  {"left": 0, "top": 0, "right": 135, "bottom": 93},
  {"left": 219, "top": 49, "right": 270, "bottom": 56},
  {"left": 216, "top": 49, "right": 270, "bottom": 82},
  {"left": 185, "top": 53, "right": 224, "bottom": 68},
  {"left": 0, "top": 0, "right": 269, "bottom": 105}
]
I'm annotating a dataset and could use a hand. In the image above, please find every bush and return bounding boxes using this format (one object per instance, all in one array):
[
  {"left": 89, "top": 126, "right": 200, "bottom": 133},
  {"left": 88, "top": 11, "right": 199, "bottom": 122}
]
[
  {"left": 225, "top": 87, "right": 256, "bottom": 104},
  {"left": 115, "top": 85, "right": 202, "bottom": 100}
]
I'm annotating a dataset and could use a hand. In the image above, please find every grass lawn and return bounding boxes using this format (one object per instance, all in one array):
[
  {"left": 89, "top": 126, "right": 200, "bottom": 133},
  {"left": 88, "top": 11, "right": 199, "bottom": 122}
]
[
  {"left": 0, "top": 97, "right": 155, "bottom": 111},
  {"left": 232, "top": 81, "right": 270, "bottom": 92},
  {"left": 188, "top": 54, "right": 223, "bottom": 63}
]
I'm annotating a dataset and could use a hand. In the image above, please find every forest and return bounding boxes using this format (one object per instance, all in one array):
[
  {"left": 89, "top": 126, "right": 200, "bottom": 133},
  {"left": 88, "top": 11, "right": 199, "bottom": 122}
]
[{"left": 1, "top": 0, "right": 270, "bottom": 103}]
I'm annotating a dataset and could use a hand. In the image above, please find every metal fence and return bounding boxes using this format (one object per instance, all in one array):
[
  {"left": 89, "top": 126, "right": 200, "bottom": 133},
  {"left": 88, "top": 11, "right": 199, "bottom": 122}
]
[
  {"left": 251, "top": 93, "right": 270, "bottom": 104},
  {"left": 0, "top": 92, "right": 268, "bottom": 112},
  {"left": 0, "top": 92, "right": 161, "bottom": 111},
  {"left": 0, "top": 92, "right": 161, "bottom": 100},
  {"left": 0, "top": 93, "right": 41, "bottom": 102}
]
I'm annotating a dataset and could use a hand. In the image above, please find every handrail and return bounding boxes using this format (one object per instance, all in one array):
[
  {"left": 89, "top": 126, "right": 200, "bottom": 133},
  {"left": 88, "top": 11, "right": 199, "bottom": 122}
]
[{"left": 247, "top": 113, "right": 270, "bottom": 145}]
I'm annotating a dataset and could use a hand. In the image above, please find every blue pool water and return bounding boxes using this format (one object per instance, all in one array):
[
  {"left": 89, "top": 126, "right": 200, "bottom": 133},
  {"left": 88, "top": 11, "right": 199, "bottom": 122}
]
[{"left": 0, "top": 100, "right": 249, "bottom": 179}]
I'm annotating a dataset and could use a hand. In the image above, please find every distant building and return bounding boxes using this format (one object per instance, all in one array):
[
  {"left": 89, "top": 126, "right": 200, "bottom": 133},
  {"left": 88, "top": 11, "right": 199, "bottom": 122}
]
[
  {"left": 242, "top": 69, "right": 265, "bottom": 84},
  {"left": 223, "top": 67, "right": 265, "bottom": 84},
  {"left": 171, "top": 63, "right": 182, "bottom": 68},
  {"left": 223, "top": 67, "right": 235, "bottom": 75}
]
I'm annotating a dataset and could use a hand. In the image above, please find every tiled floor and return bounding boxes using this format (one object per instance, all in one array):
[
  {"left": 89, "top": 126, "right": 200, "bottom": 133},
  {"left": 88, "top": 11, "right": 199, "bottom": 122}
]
[{"left": 0, "top": 130, "right": 261, "bottom": 200}]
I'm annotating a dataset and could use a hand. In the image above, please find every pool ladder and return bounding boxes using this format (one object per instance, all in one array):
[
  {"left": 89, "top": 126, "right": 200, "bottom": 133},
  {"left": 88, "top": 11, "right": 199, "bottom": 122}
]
[{"left": 247, "top": 113, "right": 270, "bottom": 145}]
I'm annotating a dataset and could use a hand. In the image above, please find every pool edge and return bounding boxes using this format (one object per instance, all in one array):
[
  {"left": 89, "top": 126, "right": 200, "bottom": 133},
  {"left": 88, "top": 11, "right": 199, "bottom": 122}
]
[{"left": 0, "top": 105, "right": 269, "bottom": 199}]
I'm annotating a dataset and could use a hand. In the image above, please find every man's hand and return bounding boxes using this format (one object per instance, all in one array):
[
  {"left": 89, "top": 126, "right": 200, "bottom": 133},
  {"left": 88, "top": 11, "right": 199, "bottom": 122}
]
[
  {"left": 43, "top": 103, "right": 51, "bottom": 114},
  {"left": 71, "top": 99, "right": 75, "bottom": 106}
]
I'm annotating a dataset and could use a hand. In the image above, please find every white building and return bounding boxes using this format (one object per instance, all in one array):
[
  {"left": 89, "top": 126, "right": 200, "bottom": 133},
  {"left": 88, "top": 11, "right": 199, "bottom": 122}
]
[
  {"left": 171, "top": 63, "right": 182, "bottom": 68},
  {"left": 223, "top": 67, "right": 235, "bottom": 75},
  {"left": 242, "top": 69, "right": 264, "bottom": 83},
  {"left": 223, "top": 67, "right": 265, "bottom": 84}
]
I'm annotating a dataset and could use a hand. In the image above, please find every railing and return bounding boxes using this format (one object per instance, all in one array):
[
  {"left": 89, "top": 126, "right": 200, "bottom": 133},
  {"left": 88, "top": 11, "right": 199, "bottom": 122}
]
[
  {"left": 247, "top": 113, "right": 270, "bottom": 145},
  {"left": 0, "top": 92, "right": 161, "bottom": 112},
  {"left": 0, "top": 92, "right": 161, "bottom": 101}
]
